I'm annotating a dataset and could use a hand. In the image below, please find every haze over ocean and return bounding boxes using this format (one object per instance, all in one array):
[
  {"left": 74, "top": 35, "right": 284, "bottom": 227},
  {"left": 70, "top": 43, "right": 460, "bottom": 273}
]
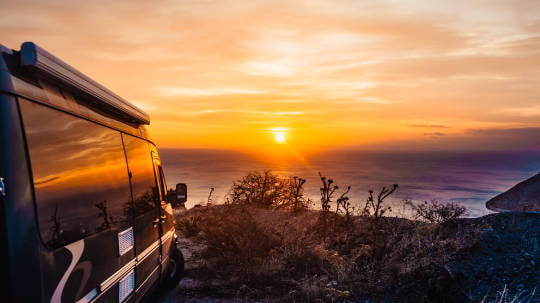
[{"left": 160, "top": 148, "right": 540, "bottom": 217}]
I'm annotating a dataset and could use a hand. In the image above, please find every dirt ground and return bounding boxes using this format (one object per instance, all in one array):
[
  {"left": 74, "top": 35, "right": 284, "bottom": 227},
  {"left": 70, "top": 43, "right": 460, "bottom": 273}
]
[{"left": 150, "top": 237, "right": 251, "bottom": 303}]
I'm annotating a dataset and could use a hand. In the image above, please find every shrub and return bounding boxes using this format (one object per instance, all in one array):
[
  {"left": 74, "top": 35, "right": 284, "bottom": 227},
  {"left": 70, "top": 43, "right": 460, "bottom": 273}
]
[
  {"left": 357, "top": 184, "right": 398, "bottom": 248},
  {"left": 481, "top": 285, "right": 537, "bottom": 303},
  {"left": 179, "top": 171, "right": 488, "bottom": 302},
  {"left": 404, "top": 200, "right": 467, "bottom": 224},
  {"left": 317, "top": 173, "right": 352, "bottom": 226},
  {"left": 319, "top": 172, "right": 339, "bottom": 217},
  {"left": 290, "top": 176, "right": 311, "bottom": 212},
  {"left": 227, "top": 170, "right": 310, "bottom": 211},
  {"left": 194, "top": 206, "right": 280, "bottom": 264},
  {"left": 362, "top": 184, "right": 398, "bottom": 223},
  {"left": 176, "top": 214, "right": 202, "bottom": 237}
]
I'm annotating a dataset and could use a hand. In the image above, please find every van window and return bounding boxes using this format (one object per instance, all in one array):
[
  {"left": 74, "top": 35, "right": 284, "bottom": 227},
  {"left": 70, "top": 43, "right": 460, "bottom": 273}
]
[
  {"left": 121, "top": 134, "right": 160, "bottom": 255},
  {"left": 157, "top": 165, "right": 167, "bottom": 201},
  {"left": 122, "top": 135, "right": 157, "bottom": 216},
  {"left": 19, "top": 98, "right": 132, "bottom": 250}
]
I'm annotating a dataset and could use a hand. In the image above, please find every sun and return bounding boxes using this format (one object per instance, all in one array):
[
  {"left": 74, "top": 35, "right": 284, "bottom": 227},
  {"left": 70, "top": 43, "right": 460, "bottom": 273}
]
[
  {"left": 269, "top": 127, "right": 288, "bottom": 144},
  {"left": 274, "top": 132, "right": 286, "bottom": 143}
]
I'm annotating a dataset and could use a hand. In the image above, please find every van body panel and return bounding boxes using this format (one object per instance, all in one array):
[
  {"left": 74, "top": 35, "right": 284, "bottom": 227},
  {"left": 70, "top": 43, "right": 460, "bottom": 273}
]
[
  {"left": 18, "top": 97, "right": 156, "bottom": 302},
  {"left": 148, "top": 147, "right": 176, "bottom": 276},
  {"left": 0, "top": 91, "right": 43, "bottom": 302},
  {"left": 38, "top": 230, "right": 137, "bottom": 302},
  {"left": 0, "top": 48, "right": 13, "bottom": 300},
  {"left": 121, "top": 135, "right": 163, "bottom": 302}
]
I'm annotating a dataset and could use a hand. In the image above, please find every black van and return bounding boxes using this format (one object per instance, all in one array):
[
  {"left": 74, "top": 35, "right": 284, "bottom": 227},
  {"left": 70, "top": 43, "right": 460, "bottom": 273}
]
[{"left": 0, "top": 42, "right": 186, "bottom": 303}]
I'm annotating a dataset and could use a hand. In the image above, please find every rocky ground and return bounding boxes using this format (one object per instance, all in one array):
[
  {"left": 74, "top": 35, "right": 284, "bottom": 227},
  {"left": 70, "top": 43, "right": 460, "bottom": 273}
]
[
  {"left": 150, "top": 208, "right": 540, "bottom": 303},
  {"left": 151, "top": 235, "right": 254, "bottom": 303},
  {"left": 449, "top": 213, "right": 540, "bottom": 301}
]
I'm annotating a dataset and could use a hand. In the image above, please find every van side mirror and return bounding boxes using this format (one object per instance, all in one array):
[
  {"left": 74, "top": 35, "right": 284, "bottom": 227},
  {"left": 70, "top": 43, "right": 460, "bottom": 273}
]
[{"left": 167, "top": 183, "right": 187, "bottom": 207}]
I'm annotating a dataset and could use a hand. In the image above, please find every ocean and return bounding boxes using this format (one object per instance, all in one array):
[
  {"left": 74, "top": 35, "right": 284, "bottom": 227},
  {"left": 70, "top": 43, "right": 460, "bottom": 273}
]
[{"left": 159, "top": 148, "right": 540, "bottom": 217}]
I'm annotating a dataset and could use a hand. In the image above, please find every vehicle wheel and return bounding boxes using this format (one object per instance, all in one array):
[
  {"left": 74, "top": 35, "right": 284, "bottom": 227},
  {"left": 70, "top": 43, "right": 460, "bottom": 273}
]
[{"left": 162, "top": 247, "right": 184, "bottom": 290}]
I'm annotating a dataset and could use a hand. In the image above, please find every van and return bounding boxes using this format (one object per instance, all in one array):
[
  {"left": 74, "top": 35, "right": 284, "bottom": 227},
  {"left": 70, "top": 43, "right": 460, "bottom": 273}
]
[{"left": 0, "top": 42, "right": 187, "bottom": 303}]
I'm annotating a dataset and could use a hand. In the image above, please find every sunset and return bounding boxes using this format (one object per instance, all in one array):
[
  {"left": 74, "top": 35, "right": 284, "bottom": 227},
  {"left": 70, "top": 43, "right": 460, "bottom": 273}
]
[
  {"left": 0, "top": 0, "right": 539, "bottom": 302},
  {"left": 1, "top": 0, "right": 539, "bottom": 154}
]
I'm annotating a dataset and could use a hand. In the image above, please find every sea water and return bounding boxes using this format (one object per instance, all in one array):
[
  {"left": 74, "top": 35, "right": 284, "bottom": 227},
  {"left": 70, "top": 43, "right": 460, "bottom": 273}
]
[{"left": 160, "top": 148, "right": 540, "bottom": 217}]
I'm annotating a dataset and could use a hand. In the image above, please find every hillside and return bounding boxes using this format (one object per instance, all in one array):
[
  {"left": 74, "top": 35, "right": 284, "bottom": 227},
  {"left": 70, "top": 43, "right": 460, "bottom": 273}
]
[{"left": 152, "top": 207, "right": 540, "bottom": 303}]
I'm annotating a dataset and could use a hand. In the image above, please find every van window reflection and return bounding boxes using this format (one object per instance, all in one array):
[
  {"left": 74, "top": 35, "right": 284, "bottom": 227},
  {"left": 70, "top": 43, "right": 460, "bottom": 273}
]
[
  {"left": 122, "top": 135, "right": 158, "bottom": 216},
  {"left": 122, "top": 134, "right": 160, "bottom": 255},
  {"left": 19, "top": 99, "right": 132, "bottom": 249}
]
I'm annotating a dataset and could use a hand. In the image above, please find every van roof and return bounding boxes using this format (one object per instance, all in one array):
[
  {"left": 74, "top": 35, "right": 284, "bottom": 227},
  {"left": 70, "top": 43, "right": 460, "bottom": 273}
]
[{"left": 3, "top": 42, "right": 150, "bottom": 125}]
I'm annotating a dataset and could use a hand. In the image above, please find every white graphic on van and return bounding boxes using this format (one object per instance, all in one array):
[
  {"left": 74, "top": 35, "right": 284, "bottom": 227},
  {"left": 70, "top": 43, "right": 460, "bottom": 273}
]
[
  {"left": 73, "top": 261, "right": 92, "bottom": 302},
  {"left": 50, "top": 239, "right": 85, "bottom": 303}
]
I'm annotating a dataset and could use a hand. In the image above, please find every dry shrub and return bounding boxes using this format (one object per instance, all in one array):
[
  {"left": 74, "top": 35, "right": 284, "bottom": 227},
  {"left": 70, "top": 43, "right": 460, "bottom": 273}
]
[
  {"left": 280, "top": 237, "right": 322, "bottom": 277},
  {"left": 316, "top": 173, "right": 357, "bottom": 246},
  {"left": 175, "top": 205, "right": 288, "bottom": 297},
  {"left": 176, "top": 214, "right": 202, "bottom": 237},
  {"left": 362, "top": 184, "right": 398, "bottom": 221},
  {"left": 278, "top": 238, "right": 350, "bottom": 282},
  {"left": 179, "top": 205, "right": 358, "bottom": 300},
  {"left": 405, "top": 200, "right": 467, "bottom": 224},
  {"left": 195, "top": 206, "right": 280, "bottom": 264},
  {"left": 482, "top": 285, "right": 537, "bottom": 303},
  {"left": 179, "top": 204, "right": 484, "bottom": 302},
  {"left": 227, "top": 171, "right": 311, "bottom": 211},
  {"left": 175, "top": 171, "right": 487, "bottom": 302}
]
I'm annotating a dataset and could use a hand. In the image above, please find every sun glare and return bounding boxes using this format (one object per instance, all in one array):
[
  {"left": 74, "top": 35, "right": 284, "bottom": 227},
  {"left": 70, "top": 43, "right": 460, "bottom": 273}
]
[
  {"left": 274, "top": 132, "right": 286, "bottom": 143},
  {"left": 269, "top": 127, "right": 288, "bottom": 143}
]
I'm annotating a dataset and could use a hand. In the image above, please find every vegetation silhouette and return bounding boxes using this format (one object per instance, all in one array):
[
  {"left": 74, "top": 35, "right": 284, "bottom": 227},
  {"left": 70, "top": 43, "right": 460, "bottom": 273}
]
[
  {"left": 226, "top": 170, "right": 310, "bottom": 211},
  {"left": 174, "top": 170, "right": 528, "bottom": 302}
]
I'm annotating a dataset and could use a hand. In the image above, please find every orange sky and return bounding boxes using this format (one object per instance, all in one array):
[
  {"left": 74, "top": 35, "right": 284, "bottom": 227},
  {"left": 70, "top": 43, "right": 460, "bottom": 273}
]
[{"left": 1, "top": 0, "right": 539, "bottom": 154}]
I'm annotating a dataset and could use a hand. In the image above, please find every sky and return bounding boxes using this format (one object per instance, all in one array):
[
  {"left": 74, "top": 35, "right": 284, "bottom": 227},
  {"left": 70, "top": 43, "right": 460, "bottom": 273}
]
[{"left": 1, "top": 0, "right": 539, "bottom": 155}]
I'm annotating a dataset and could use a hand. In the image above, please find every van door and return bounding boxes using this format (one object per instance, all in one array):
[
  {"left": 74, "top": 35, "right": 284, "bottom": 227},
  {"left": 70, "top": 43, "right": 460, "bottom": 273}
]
[
  {"left": 19, "top": 99, "right": 137, "bottom": 303},
  {"left": 122, "top": 135, "right": 162, "bottom": 301},
  {"left": 149, "top": 150, "right": 175, "bottom": 275}
]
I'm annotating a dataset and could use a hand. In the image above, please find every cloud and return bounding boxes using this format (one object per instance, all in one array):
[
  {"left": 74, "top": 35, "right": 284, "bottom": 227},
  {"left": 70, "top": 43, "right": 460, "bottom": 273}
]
[
  {"left": 423, "top": 132, "right": 446, "bottom": 137},
  {"left": 410, "top": 124, "right": 449, "bottom": 129},
  {"left": 495, "top": 106, "right": 540, "bottom": 118},
  {"left": 370, "top": 127, "right": 540, "bottom": 151},
  {"left": 154, "top": 87, "right": 269, "bottom": 97},
  {"left": 466, "top": 127, "right": 540, "bottom": 137},
  {"left": 1, "top": 0, "right": 539, "bottom": 149},
  {"left": 272, "top": 112, "right": 304, "bottom": 115}
]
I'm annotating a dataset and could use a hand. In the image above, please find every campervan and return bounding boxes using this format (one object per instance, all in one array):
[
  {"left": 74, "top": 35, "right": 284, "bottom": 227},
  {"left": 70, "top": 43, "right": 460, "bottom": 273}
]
[{"left": 0, "top": 42, "right": 187, "bottom": 303}]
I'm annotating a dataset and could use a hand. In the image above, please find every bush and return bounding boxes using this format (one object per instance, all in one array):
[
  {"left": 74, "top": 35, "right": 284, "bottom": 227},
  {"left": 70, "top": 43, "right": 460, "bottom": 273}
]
[
  {"left": 227, "top": 170, "right": 310, "bottom": 211},
  {"left": 317, "top": 173, "right": 354, "bottom": 234},
  {"left": 404, "top": 200, "right": 467, "bottom": 224},
  {"left": 362, "top": 184, "right": 398, "bottom": 222},
  {"left": 481, "top": 285, "right": 537, "bottom": 303},
  {"left": 193, "top": 206, "right": 280, "bottom": 264},
  {"left": 176, "top": 172, "right": 490, "bottom": 302},
  {"left": 176, "top": 214, "right": 202, "bottom": 237}
]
